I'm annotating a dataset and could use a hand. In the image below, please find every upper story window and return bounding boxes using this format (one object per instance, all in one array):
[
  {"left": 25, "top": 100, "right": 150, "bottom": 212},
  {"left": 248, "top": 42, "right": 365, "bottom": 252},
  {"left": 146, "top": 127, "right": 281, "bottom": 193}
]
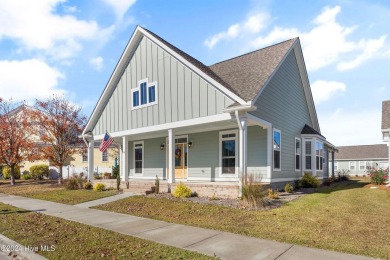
[
  {"left": 273, "top": 129, "right": 281, "bottom": 171},
  {"left": 131, "top": 78, "right": 158, "bottom": 110},
  {"left": 102, "top": 150, "right": 108, "bottom": 162}
]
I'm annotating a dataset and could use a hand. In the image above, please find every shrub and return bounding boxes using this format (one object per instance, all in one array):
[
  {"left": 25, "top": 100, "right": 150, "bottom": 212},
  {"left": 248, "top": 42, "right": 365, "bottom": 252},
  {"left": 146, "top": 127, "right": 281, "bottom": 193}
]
[
  {"left": 242, "top": 175, "right": 265, "bottom": 208},
  {"left": 116, "top": 172, "right": 120, "bottom": 191},
  {"left": 2, "top": 166, "right": 21, "bottom": 179},
  {"left": 66, "top": 177, "right": 83, "bottom": 190},
  {"left": 173, "top": 182, "right": 191, "bottom": 198},
  {"left": 29, "top": 164, "right": 49, "bottom": 180},
  {"left": 155, "top": 175, "right": 160, "bottom": 194},
  {"left": 83, "top": 181, "right": 93, "bottom": 190},
  {"left": 93, "top": 183, "right": 106, "bottom": 192},
  {"left": 336, "top": 169, "right": 350, "bottom": 181},
  {"left": 368, "top": 168, "right": 389, "bottom": 185},
  {"left": 284, "top": 183, "right": 294, "bottom": 193},
  {"left": 268, "top": 188, "right": 279, "bottom": 199},
  {"left": 94, "top": 173, "right": 102, "bottom": 179},
  {"left": 21, "top": 173, "right": 32, "bottom": 180},
  {"left": 322, "top": 178, "right": 334, "bottom": 186},
  {"left": 300, "top": 172, "right": 320, "bottom": 188},
  {"left": 112, "top": 165, "right": 119, "bottom": 179}
]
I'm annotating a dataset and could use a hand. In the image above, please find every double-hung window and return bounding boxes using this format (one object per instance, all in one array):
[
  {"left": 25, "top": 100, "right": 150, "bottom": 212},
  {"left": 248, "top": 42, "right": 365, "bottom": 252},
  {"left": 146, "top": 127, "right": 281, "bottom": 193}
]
[
  {"left": 366, "top": 161, "right": 372, "bottom": 170},
  {"left": 131, "top": 79, "right": 157, "bottom": 109},
  {"left": 315, "top": 142, "right": 324, "bottom": 171},
  {"left": 134, "top": 142, "right": 144, "bottom": 175},
  {"left": 295, "top": 138, "right": 301, "bottom": 171},
  {"left": 349, "top": 161, "right": 356, "bottom": 171},
  {"left": 273, "top": 129, "right": 281, "bottom": 170},
  {"left": 102, "top": 150, "right": 108, "bottom": 162},
  {"left": 305, "top": 141, "right": 312, "bottom": 170},
  {"left": 220, "top": 131, "right": 237, "bottom": 175},
  {"left": 359, "top": 161, "right": 366, "bottom": 170}
]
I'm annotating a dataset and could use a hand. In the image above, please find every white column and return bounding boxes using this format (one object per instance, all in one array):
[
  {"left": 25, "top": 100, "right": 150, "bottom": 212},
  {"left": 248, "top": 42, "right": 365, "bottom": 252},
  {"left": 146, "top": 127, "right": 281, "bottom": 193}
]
[
  {"left": 88, "top": 140, "right": 94, "bottom": 182},
  {"left": 168, "top": 129, "right": 175, "bottom": 184},
  {"left": 311, "top": 140, "right": 316, "bottom": 176},
  {"left": 238, "top": 116, "right": 248, "bottom": 182},
  {"left": 267, "top": 126, "right": 272, "bottom": 180},
  {"left": 122, "top": 136, "right": 129, "bottom": 182}
]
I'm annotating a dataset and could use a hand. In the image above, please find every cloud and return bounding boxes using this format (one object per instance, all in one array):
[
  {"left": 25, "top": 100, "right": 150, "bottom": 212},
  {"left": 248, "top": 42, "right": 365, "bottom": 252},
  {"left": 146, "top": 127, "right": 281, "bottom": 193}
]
[
  {"left": 321, "top": 108, "right": 383, "bottom": 146},
  {"left": 0, "top": 0, "right": 112, "bottom": 59},
  {"left": 0, "top": 59, "right": 65, "bottom": 101},
  {"left": 204, "top": 13, "right": 270, "bottom": 49},
  {"left": 101, "top": 0, "right": 137, "bottom": 20},
  {"left": 311, "top": 80, "right": 346, "bottom": 104},
  {"left": 89, "top": 56, "right": 104, "bottom": 71}
]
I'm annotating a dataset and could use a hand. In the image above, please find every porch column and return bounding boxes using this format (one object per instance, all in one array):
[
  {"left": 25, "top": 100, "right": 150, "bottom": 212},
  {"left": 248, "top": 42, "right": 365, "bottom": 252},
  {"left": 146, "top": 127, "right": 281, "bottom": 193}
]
[
  {"left": 121, "top": 136, "right": 129, "bottom": 182},
  {"left": 88, "top": 140, "right": 94, "bottom": 182},
  {"left": 331, "top": 150, "right": 335, "bottom": 179},
  {"left": 266, "top": 126, "right": 272, "bottom": 180},
  {"left": 238, "top": 116, "right": 248, "bottom": 182},
  {"left": 168, "top": 129, "right": 175, "bottom": 184}
]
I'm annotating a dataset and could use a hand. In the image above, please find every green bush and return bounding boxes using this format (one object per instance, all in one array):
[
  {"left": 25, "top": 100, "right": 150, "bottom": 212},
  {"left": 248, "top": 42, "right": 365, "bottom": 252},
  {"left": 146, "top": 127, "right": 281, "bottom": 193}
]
[
  {"left": 300, "top": 172, "right": 320, "bottom": 188},
  {"left": 368, "top": 168, "right": 389, "bottom": 185},
  {"left": 21, "top": 173, "right": 32, "bottom": 180},
  {"left": 112, "top": 165, "right": 119, "bottom": 179},
  {"left": 66, "top": 177, "right": 83, "bottom": 190},
  {"left": 83, "top": 181, "right": 93, "bottom": 190},
  {"left": 93, "top": 183, "right": 105, "bottom": 192},
  {"left": 173, "top": 182, "right": 192, "bottom": 198},
  {"left": 29, "top": 164, "right": 49, "bottom": 180},
  {"left": 2, "top": 166, "right": 21, "bottom": 180},
  {"left": 284, "top": 183, "right": 294, "bottom": 193}
]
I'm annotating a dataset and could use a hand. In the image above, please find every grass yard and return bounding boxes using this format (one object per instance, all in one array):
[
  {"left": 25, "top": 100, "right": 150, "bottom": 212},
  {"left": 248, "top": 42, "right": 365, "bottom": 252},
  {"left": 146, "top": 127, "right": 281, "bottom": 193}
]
[
  {"left": 0, "top": 180, "right": 118, "bottom": 205},
  {"left": 0, "top": 203, "right": 211, "bottom": 259},
  {"left": 95, "top": 180, "right": 390, "bottom": 259}
]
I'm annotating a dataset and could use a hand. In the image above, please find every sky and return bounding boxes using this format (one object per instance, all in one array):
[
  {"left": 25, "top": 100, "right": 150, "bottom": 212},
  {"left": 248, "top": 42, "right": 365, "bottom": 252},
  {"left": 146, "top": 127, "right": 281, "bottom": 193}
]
[{"left": 0, "top": 0, "right": 389, "bottom": 146}]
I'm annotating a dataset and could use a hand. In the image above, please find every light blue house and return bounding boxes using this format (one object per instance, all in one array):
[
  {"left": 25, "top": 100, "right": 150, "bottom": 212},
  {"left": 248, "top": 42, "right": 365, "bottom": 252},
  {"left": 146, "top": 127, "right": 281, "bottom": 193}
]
[{"left": 81, "top": 26, "right": 336, "bottom": 196}]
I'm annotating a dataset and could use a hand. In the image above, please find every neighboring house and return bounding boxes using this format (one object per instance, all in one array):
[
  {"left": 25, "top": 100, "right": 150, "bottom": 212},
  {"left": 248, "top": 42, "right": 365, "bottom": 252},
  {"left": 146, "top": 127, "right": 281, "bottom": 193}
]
[
  {"left": 330, "top": 144, "right": 389, "bottom": 176},
  {"left": 382, "top": 100, "right": 390, "bottom": 184},
  {"left": 81, "top": 26, "right": 336, "bottom": 195}
]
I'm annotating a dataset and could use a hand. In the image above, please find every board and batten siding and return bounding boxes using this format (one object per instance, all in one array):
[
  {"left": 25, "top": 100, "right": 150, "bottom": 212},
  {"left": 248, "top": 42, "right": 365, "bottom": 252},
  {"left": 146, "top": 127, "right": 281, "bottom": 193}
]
[
  {"left": 249, "top": 49, "right": 312, "bottom": 180},
  {"left": 92, "top": 36, "right": 234, "bottom": 136}
]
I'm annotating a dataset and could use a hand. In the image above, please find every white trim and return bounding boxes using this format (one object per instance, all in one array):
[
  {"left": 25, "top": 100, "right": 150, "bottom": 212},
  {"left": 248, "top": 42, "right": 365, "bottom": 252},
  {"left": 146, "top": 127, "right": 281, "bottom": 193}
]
[
  {"left": 131, "top": 78, "right": 158, "bottom": 110},
  {"left": 304, "top": 139, "right": 312, "bottom": 173},
  {"left": 133, "top": 141, "right": 144, "bottom": 176},
  {"left": 101, "top": 150, "right": 108, "bottom": 162},
  {"left": 349, "top": 161, "right": 356, "bottom": 171},
  {"left": 219, "top": 130, "right": 239, "bottom": 177},
  {"left": 315, "top": 141, "right": 324, "bottom": 172},
  {"left": 166, "top": 135, "right": 189, "bottom": 180},
  {"left": 359, "top": 161, "right": 366, "bottom": 171},
  {"left": 93, "top": 113, "right": 234, "bottom": 140},
  {"left": 273, "top": 128, "right": 281, "bottom": 171},
  {"left": 295, "top": 137, "right": 301, "bottom": 171}
]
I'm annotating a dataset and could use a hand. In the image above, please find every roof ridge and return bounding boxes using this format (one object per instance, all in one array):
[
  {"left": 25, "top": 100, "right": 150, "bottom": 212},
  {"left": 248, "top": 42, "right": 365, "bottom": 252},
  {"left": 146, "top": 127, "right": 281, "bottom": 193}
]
[
  {"left": 337, "top": 144, "right": 387, "bottom": 147},
  {"left": 209, "top": 37, "right": 298, "bottom": 67}
]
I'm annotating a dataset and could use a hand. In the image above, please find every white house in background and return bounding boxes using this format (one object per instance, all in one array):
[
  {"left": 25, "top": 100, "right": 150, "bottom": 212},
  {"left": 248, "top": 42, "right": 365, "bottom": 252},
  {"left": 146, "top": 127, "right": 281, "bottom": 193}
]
[{"left": 81, "top": 26, "right": 336, "bottom": 196}]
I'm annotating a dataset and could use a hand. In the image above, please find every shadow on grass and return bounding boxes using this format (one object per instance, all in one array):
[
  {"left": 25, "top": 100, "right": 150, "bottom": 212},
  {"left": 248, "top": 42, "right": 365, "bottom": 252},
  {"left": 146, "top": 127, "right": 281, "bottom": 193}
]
[
  {"left": 0, "top": 179, "right": 60, "bottom": 186},
  {"left": 311, "top": 180, "right": 369, "bottom": 195},
  {"left": 0, "top": 209, "right": 31, "bottom": 215}
]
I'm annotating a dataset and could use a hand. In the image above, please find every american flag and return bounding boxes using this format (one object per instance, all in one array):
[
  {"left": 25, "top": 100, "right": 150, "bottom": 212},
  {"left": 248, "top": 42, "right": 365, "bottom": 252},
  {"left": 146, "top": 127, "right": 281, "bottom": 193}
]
[{"left": 99, "top": 133, "right": 113, "bottom": 152}]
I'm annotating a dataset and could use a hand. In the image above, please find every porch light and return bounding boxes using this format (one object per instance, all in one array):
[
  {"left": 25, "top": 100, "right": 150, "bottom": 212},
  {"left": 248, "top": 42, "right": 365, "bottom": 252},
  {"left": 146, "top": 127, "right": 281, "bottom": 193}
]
[
  {"left": 188, "top": 141, "right": 193, "bottom": 148},
  {"left": 160, "top": 143, "right": 165, "bottom": 150}
]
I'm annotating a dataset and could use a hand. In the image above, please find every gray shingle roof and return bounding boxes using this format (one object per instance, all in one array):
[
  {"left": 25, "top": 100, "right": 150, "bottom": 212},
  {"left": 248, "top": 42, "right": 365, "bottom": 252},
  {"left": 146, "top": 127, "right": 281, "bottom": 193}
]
[
  {"left": 382, "top": 100, "right": 390, "bottom": 129},
  {"left": 142, "top": 26, "right": 296, "bottom": 101},
  {"left": 209, "top": 38, "right": 297, "bottom": 101},
  {"left": 334, "top": 144, "right": 389, "bottom": 160},
  {"left": 301, "top": 124, "right": 325, "bottom": 138}
]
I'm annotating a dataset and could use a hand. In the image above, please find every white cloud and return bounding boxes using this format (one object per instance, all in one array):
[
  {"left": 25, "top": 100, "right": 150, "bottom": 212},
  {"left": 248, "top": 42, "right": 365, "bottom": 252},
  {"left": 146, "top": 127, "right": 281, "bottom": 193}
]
[
  {"left": 89, "top": 56, "right": 104, "bottom": 71},
  {"left": 250, "top": 27, "right": 299, "bottom": 47},
  {"left": 311, "top": 80, "right": 346, "bottom": 104},
  {"left": 204, "top": 13, "right": 270, "bottom": 49},
  {"left": 321, "top": 108, "right": 383, "bottom": 146},
  {"left": 101, "top": 0, "right": 137, "bottom": 20},
  {"left": 0, "top": 0, "right": 112, "bottom": 59},
  {"left": 63, "top": 5, "right": 78, "bottom": 13},
  {"left": 0, "top": 59, "right": 65, "bottom": 101}
]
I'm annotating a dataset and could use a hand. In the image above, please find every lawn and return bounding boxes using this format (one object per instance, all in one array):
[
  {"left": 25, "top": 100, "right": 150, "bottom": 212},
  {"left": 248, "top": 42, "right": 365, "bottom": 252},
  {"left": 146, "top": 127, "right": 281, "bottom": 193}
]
[
  {"left": 0, "top": 203, "right": 211, "bottom": 259},
  {"left": 0, "top": 180, "right": 118, "bottom": 205},
  {"left": 95, "top": 180, "right": 390, "bottom": 259}
]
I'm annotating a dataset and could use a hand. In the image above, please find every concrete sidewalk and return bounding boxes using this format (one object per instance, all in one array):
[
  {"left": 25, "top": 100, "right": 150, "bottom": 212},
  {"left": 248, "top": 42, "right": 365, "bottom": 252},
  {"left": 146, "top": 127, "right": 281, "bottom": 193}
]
[
  {"left": 74, "top": 192, "right": 136, "bottom": 208},
  {"left": 0, "top": 193, "right": 375, "bottom": 260}
]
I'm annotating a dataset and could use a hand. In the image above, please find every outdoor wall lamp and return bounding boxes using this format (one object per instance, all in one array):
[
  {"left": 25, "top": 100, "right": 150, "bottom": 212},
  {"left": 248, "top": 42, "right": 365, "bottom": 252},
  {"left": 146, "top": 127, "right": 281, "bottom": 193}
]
[
  {"left": 160, "top": 143, "right": 165, "bottom": 150},
  {"left": 188, "top": 141, "right": 193, "bottom": 148}
]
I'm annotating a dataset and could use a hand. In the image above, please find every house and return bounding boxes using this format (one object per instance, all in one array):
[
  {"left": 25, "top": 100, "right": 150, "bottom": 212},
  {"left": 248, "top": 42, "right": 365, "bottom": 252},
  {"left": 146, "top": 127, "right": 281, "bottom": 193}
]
[
  {"left": 81, "top": 26, "right": 336, "bottom": 197},
  {"left": 382, "top": 100, "right": 390, "bottom": 183},
  {"left": 330, "top": 144, "right": 389, "bottom": 177}
]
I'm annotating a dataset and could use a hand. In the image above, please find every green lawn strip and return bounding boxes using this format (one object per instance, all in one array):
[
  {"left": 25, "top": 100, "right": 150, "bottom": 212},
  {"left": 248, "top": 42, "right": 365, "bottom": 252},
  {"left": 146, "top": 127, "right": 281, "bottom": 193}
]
[
  {"left": 0, "top": 180, "right": 118, "bottom": 205},
  {"left": 95, "top": 181, "right": 390, "bottom": 259},
  {"left": 0, "top": 203, "right": 212, "bottom": 260}
]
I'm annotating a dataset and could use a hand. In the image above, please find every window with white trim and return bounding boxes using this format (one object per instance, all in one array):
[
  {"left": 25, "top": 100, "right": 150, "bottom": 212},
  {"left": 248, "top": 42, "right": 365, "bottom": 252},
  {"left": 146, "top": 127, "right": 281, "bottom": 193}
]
[
  {"left": 379, "top": 162, "right": 389, "bottom": 169},
  {"left": 131, "top": 79, "right": 157, "bottom": 110},
  {"left": 366, "top": 161, "right": 372, "bottom": 170},
  {"left": 82, "top": 150, "right": 87, "bottom": 162},
  {"left": 359, "top": 161, "right": 366, "bottom": 170},
  {"left": 102, "top": 150, "right": 108, "bottom": 162},
  {"left": 315, "top": 141, "right": 324, "bottom": 171},
  {"left": 295, "top": 137, "right": 301, "bottom": 171},
  {"left": 305, "top": 141, "right": 312, "bottom": 170},
  {"left": 349, "top": 161, "right": 356, "bottom": 170},
  {"left": 334, "top": 162, "right": 338, "bottom": 171},
  {"left": 134, "top": 142, "right": 144, "bottom": 174},
  {"left": 273, "top": 129, "right": 281, "bottom": 170},
  {"left": 220, "top": 131, "right": 237, "bottom": 175}
]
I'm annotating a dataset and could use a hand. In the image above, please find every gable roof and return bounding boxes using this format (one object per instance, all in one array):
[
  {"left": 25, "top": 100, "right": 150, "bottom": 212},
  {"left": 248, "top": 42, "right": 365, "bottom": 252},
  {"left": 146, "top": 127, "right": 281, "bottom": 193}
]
[
  {"left": 382, "top": 100, "right": 390, "bottom": 130},
  {"left": 335, "top": 144, "right": 389, "bottom": 160},
  {"left": 209, "top": 39, "right": 297, "bottom": 101},
  {"left": 301, "top": 124, "right": 325, "bottom": 138}
]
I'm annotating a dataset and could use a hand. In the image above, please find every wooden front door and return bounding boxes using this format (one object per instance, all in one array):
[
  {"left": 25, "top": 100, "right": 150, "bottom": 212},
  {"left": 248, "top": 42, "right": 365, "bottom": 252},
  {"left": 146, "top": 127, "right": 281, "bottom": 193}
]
[{"left": 174, "top": 143, "right": 188, "bottom": 179}]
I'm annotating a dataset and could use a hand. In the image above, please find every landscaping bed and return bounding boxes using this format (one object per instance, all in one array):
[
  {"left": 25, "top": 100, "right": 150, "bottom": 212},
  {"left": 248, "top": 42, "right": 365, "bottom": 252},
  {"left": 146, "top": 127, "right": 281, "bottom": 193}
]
[
  {"left": 0, "top": 203, "right": 211, "bottom": 259},
  {"left": 95, "top": 180, "right": 390, "bottom": 259}
]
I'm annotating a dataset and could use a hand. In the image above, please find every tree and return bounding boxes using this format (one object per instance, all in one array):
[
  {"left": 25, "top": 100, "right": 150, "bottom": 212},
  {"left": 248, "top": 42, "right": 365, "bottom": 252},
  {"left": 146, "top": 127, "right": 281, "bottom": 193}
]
[
  {"left": 33, "top": 96, "right": 87, "bottom": 184},
  {"left": 0, "top": 99, "right": 38, "bottom": 185}
]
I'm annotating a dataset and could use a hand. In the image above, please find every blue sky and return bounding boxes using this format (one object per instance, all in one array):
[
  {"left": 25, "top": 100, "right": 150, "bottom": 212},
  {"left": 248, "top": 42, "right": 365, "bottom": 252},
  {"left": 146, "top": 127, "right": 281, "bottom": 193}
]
[{"left": 0, "top": 0, "right": 389, "bottom": 146}]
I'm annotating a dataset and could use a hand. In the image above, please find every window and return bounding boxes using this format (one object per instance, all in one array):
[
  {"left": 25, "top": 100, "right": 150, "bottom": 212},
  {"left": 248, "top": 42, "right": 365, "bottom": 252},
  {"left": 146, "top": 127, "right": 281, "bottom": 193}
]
[
  {"left": 82, "top": 150, "right": 87, "bottom": 162},
  {"left": 349, "top": 161, "right": 356, "bottom": 170},
  {"left": 134, "top": 142, "right": 144, "bottom": 174},
  {"left": 366, "top": 161, "right": 372, "bottom": 170},
  {"left": 315, "top": 142, "right": 324, "bottom": 171},
  {"left": 305, "top": 141, "right": 312, "bottom": 170},
  {"left": 273, "top": 129, "right": 281, "bottom": 170},
  {"left": 220, "top": 131, "right": 237, "bottom": 175},
  {"left": 102, "top": 150, "right": 108, "bottom": 162},
  {"left": 295, "top": 138, "right": 301, "bottom": 171},
  {"left": 359, "top": 161, "right": 366, "bottom": 170},
  {"left": 334, "top": 162, "right": 338, "bottom": 171},
  {"left": 379, "top": 162, "right": 389, "bottom": 169},
  {"left": 131, "top": 79, "right": 158, "bottom": 109}
]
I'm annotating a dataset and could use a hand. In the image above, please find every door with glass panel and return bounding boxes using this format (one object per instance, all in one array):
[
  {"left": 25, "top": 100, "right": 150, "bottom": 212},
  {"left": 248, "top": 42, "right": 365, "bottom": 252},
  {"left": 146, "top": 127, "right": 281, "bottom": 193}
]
[{"left": 167, "top": 137, "right": 188, "bottom": 179}]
